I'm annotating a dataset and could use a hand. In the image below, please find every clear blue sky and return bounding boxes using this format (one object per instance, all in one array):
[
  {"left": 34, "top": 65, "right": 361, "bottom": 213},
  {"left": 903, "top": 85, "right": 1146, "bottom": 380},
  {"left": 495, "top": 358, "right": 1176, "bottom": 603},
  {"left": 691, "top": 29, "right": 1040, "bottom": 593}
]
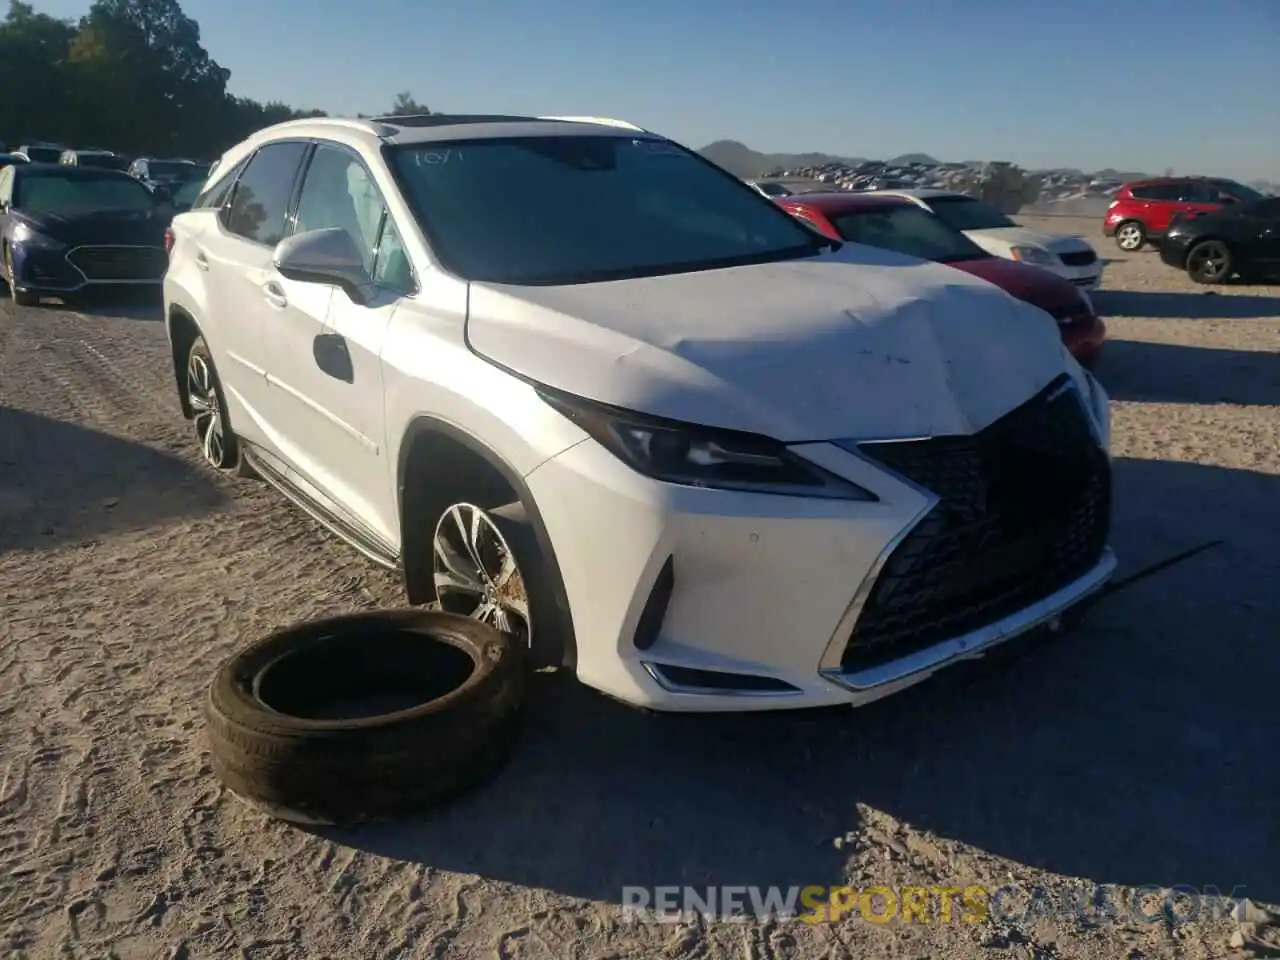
[{"left": 34, "top": 0, "right": 1280, "bottom": 181}]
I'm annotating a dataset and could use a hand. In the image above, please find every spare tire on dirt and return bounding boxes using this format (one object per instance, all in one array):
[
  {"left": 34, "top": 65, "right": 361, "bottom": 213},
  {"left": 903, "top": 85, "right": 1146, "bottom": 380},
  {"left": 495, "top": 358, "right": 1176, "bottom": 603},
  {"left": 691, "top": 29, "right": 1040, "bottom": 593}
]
[{"left": 205, "top": 609, "right": 525, "bottom": 825}]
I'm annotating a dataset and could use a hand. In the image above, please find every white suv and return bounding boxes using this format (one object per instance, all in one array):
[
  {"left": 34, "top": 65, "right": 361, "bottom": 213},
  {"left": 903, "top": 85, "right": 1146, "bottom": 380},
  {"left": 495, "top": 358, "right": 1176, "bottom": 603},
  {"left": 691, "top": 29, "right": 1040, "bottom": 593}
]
[{"left": 163, "top": 114, "right": 1116, "bottom": 712}]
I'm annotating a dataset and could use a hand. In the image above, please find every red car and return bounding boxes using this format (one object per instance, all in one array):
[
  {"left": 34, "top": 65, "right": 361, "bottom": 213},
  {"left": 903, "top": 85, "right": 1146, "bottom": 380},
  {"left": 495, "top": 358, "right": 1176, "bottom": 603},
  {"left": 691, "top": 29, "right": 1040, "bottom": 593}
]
[
  {"left": 1103, "top": 176, "right": 1267, "bottom": 252},
  {"left": 779, "top": 193, "right": 1106, "bottom": 365}
]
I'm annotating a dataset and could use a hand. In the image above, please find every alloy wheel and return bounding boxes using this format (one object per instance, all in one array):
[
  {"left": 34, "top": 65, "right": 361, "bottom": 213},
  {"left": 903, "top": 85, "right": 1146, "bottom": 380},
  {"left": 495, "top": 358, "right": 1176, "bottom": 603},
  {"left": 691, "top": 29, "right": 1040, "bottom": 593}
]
[
  {"left": 1116, "top": 223, "right": 1143, "bottom": 250},
  {"left": 1187, "top": 242, "right": 1229, "bottom": 283},
  {"left": 432, "top": 503, "right": 531, "bottom": 648},
  {"left": 187, "top": 352, "right": 230, "bottom": 468}
]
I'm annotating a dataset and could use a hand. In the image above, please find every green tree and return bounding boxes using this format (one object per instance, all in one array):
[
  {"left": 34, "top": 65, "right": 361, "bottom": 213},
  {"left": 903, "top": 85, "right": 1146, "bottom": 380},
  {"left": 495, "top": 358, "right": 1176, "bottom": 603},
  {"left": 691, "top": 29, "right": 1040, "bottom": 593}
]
[
  {"left": 0, "top": 0, "right": 331, "bottom": 158},
  {"left": 0, "top": 2, "right": 77, "bottom": 144},
  {"left": 388, "top": 91, "right": 429, "bottom": 116}
]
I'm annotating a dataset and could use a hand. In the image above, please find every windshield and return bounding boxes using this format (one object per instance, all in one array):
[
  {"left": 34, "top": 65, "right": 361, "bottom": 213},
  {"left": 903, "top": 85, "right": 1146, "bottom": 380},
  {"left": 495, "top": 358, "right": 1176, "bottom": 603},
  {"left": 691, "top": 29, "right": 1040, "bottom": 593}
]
[
  {"left": 387, "top": 136, "right": 823, "bottom": 284},
  {"left": 17, "top": 173, "right": 155, "bottom": 216},
  {"left": 23, "top": 146, "right": 62, "bottom": 163},
  {"left": 926, "top": 196, "right": 1016, "bottom": 231},
  {"left": 1209, "top": 179, "right": 1265, "bottom": 203},
  {"left": 150, "top": 160, "right": 194, "bottom": 179},
  {"left": 830, "top": 205, "right": 990, "bottom": 263}
]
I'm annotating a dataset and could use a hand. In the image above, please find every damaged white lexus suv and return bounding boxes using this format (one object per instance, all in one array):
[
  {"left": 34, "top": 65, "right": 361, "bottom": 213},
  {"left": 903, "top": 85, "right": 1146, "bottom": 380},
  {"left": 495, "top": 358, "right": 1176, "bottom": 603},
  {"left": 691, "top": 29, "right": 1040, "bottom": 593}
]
[{"left": 163, "top": 113, "right": 1115, "bottom": 712}]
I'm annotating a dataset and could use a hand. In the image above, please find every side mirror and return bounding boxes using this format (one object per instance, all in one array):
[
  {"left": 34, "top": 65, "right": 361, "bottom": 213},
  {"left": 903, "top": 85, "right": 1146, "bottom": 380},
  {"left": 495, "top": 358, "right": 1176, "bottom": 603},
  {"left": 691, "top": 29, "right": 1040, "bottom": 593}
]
[
  {"left": 273, "top": 227, "right": 372, "bottom": 304},
  {"left": 152, "top": 184, "right": 171, "bottom": 203},
  {"left": 1219, "top": 195, "right": 1238, "bottom": 204}
]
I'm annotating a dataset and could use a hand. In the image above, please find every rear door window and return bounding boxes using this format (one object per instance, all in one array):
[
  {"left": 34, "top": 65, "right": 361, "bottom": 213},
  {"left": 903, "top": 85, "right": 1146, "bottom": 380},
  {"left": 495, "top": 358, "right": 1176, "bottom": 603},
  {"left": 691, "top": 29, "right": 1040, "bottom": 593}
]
[
  {"left": 1179, "top": 182, "right": 1219, "bottom": 203},
  {"left": 222, "top": 141, "right": 309, "bottom": 246},
  {"left": 1131, "top": 184, "right": 1180, "bottom": 201}
]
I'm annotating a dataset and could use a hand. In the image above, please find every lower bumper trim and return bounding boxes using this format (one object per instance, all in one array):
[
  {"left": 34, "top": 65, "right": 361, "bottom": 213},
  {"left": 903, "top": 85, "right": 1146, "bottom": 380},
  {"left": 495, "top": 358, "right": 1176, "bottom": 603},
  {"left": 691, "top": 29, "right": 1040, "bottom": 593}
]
[{"left": 819, "top": 547, "right": 1117, "bottom": 692}]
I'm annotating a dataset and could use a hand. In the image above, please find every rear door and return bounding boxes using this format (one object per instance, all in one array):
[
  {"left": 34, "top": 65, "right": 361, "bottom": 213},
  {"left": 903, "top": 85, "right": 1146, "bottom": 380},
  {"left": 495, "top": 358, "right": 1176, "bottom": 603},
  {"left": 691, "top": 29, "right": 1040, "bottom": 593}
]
[
  {"left": 1176, "top": 181, "right": 1223, "bottom": 224},
  {"left": 1139, "top": 183, "right": 1183, "bottom": 233},
  {"left": 195, "top": 140, "right": 310, "bottom": 449}
]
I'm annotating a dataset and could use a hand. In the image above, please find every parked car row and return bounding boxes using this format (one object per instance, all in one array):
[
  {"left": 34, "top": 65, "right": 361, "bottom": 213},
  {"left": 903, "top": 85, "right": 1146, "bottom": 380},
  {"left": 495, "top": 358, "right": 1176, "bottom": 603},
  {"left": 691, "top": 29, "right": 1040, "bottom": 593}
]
[
  {"left": 775, "top": 191, "right": 1105, "bottom": 366},
  {"left": 1103, "top": 175, "right": 1279, "bottom": 284},
  {"left": 150, "top": 113, "right": 1114, "bottom": 715}
]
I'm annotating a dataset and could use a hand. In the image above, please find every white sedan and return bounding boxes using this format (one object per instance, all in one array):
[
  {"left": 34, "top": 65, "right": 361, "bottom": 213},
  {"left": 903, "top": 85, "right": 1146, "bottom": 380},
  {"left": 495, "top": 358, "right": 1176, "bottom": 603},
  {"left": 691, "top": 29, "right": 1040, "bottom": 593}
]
[{"left": 881, "top": 188, "right": 1103, "bottom": 290}]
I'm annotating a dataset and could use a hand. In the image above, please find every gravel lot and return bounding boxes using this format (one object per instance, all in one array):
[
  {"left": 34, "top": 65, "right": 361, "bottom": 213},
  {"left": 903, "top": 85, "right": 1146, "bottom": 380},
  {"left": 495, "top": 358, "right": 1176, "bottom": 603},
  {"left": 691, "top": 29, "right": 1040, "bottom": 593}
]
[{"left": 2, "top": 216, "right": 1278, "bottom": 960}]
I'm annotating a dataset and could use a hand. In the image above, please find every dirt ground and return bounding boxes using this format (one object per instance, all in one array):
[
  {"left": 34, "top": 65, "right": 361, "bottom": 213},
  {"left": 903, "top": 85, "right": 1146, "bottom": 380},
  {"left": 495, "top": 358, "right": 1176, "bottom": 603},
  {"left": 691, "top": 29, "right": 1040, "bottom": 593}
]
[{"left": 2, "top": 216, "right": 1278, "bottom": 959}]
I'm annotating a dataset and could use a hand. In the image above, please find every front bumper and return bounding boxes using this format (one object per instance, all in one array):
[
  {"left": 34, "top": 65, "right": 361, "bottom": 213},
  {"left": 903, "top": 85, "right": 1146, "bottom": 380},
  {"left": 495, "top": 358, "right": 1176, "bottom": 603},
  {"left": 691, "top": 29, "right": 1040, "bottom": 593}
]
[
  {"left": 1044, "top": 259, "right": 1103, "bottom": 290},
  {"left": 1158, "top": 234, "right": 1192, "bottom": 269},
  {"left": 525, "top": 382, "right": 1115, "bottom": 712},
  {"left": 10, "top": 242, "right": 166, "bottom": 294}
]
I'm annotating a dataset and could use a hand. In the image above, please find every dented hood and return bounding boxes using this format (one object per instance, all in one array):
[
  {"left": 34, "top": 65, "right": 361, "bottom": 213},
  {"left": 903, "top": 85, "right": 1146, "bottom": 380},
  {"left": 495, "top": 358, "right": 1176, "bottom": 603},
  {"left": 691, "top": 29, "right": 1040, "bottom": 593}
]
[{"left": 465, "top": 244, "right": 1072, "bottom": 442}]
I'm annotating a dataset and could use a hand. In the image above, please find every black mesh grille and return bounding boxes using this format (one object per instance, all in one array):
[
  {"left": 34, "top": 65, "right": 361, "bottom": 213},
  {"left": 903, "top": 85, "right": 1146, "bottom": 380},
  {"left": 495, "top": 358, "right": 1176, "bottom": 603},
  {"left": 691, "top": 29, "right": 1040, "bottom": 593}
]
[
  {"left": 68, "top": 246, "right": 167, "bottom": 281},
  {"left": 1059, "top": 250, "right": 1098, "bottom": 267},
  {"left": 841, "top": 376, "right": 1110, "bottom": 672}
]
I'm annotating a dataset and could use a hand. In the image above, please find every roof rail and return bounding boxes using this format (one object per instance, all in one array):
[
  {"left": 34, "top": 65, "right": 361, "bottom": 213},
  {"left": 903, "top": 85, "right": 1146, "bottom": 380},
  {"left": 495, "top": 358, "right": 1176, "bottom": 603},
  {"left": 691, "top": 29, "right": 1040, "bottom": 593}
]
[
  {"left": 265, "top": 116, "right": 388, "bottom": 137},
  {"left": 537, "top": 116, "right": 647, "bottom": 132}
]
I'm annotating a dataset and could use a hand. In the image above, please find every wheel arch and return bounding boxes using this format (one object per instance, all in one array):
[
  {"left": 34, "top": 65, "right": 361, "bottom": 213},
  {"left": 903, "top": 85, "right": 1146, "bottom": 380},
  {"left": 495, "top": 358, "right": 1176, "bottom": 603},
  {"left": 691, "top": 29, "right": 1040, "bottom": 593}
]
[
  {"left": 396, "top": 416, "right": 578, "bottom": 669},
  {"left": 167, "top": 304, "right": 202, "bottom": 419},
  {"left": 1183, "top": 234, "right": 1231, "bottom": 267}
]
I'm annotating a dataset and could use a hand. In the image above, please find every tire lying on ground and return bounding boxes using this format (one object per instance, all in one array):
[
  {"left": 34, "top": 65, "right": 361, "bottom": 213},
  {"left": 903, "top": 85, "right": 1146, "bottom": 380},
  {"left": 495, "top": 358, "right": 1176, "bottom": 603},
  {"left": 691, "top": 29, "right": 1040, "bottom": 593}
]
[{"left": 205, "top": 608, "right": 525, "bottom": 825}]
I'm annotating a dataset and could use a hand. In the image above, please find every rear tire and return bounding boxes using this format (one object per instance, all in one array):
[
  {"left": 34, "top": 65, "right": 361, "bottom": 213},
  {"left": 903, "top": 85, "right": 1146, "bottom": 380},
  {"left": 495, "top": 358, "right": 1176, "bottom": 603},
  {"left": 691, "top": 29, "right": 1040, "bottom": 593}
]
[
  {"left": 1185, "top": 240, "right": 1233, "bottom": 284},
  {"left": 1113, "top": 221, "right": 1146, "bottom": 252},
  {"left": 185, "top": 335, "right": 257, "bottom": 477}
]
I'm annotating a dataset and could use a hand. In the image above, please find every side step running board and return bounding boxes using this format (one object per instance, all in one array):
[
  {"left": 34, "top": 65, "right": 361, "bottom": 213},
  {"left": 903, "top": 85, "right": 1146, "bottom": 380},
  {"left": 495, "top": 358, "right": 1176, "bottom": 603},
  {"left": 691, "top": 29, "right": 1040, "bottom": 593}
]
[{"left": 242, "top": 446, "right": 401, "bottom": 572}]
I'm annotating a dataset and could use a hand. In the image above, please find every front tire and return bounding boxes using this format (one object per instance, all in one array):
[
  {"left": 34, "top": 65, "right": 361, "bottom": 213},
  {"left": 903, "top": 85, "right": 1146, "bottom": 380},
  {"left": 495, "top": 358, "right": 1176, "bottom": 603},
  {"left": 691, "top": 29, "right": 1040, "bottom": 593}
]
[
  {"left": 1113, "top": 221, "right": 1146, "bottom": 252},
  {"left": 3, "top": 245, "right": 40, "bottom": 307},
  {"left": 185, "top": 336, "right": 256, "bottom": 477},
  {"left": 1185, "top": 240, "right": 1233, "bottom": 284}
]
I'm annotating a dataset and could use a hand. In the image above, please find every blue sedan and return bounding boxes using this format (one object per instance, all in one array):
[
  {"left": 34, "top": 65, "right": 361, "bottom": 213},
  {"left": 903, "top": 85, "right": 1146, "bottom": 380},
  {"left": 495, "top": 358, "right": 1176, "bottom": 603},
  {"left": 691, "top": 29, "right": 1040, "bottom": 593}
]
[{"left": 0, "top": 163, "right": 169, "bottom": 307}]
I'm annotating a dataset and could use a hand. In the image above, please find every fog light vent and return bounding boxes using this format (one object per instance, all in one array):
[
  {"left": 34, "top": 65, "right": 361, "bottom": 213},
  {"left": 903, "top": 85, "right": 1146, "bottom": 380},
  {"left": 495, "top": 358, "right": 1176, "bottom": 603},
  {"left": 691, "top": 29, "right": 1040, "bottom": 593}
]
[{"left": 643, "top": 663, "right": 800, "bottom": 695}]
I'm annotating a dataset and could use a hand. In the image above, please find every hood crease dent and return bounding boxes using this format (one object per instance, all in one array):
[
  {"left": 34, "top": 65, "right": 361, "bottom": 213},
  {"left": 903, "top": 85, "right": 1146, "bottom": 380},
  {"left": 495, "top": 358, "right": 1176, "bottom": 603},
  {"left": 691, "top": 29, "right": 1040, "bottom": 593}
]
[{"left": 465, "top": 245, "right": 1072, "bottom": 442}]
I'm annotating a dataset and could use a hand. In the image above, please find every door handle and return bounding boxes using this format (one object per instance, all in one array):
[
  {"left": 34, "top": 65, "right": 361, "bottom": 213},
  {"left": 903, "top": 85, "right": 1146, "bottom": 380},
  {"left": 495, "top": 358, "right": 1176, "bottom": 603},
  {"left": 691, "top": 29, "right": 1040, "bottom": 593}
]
[
  {"left": 263, "top": 281, "right": 287, "bottom": 309},
  {"left": 194, "top": 251, "right": 209, "bottom": 271},
  {"left": 313, "top": 333, "right": 354, "bottom": 383}
]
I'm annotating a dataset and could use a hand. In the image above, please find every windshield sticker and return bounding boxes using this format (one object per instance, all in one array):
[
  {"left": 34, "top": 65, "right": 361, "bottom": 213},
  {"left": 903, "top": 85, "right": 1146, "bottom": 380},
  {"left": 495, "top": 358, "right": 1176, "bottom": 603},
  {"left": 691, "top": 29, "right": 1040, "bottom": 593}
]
[{"left": 413, "top": 149, "right": 462, "bottom": 166}]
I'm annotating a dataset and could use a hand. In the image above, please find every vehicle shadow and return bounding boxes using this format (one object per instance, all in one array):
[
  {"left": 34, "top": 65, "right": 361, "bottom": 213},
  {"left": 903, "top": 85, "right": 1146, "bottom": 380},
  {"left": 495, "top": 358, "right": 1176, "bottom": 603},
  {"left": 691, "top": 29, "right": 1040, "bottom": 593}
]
[
  {"left": 325, "top": 457, "right": 1280, "bottom": 907},
  {"left": 1093, "top": 339, "right": 1280, "bottom": 405},
  {"left": 1094, "top": 289, "right": 1280, "bottom": 319},
  {"left": 0, "top": 406, "right": 227, "bottom": 551},
  {"left": 64, "top": 288, "right": 165, "bottom": 322}
]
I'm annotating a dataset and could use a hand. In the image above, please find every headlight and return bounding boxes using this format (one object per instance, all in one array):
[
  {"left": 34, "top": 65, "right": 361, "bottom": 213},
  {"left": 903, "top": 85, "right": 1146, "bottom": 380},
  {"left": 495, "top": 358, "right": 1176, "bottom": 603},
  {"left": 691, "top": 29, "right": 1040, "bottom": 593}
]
[
  {"left": 1010, "top": 245, "right": 1055, "bottom": 265},
  {"left": 538, "top": 390, "right": 877, "bottom": 500},
  {"left": 12, "top": 222, "right": 64, "bottom": 249}
]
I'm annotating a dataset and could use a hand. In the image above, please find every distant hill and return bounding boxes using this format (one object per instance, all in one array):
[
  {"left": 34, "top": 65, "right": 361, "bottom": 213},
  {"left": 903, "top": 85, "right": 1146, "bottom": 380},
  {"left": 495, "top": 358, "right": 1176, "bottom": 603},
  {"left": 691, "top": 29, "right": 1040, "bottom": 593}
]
[
  {"left": 887, "top": 153, "right": 941, "bottom": 166},
  {"left": 697, "top": 140, "right": 865, "bottom": 178}
]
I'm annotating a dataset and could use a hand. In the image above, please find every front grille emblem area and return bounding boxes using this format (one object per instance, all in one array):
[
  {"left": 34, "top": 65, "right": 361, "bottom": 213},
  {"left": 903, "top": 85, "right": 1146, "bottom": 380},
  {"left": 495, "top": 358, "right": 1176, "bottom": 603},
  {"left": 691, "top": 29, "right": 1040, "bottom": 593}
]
[{"left": 842, "top": 375, "right": 1111, "bottom": 672}]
